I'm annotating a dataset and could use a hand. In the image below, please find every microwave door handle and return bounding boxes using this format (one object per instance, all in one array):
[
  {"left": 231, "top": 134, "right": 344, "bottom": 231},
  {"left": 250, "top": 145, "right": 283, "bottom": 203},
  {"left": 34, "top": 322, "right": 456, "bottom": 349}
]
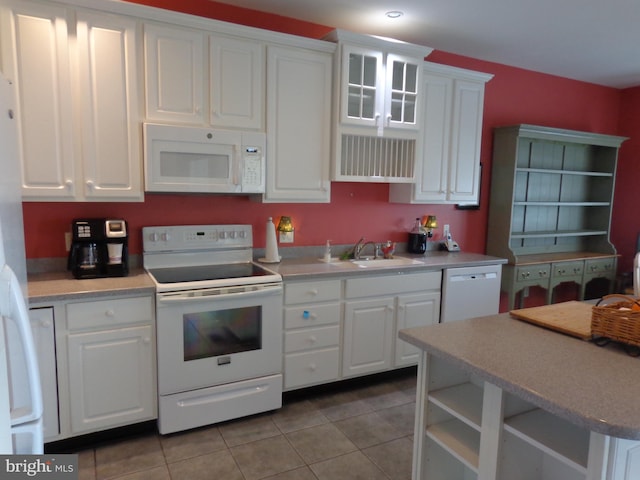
[{"left": 232, "top": 144, "right": 241, "bottom": 187}]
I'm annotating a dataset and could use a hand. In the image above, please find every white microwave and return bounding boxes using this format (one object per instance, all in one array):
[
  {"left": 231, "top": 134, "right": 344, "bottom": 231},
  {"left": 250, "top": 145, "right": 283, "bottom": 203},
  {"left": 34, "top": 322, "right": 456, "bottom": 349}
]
[{"left": 143, "top": 123, "right": 265, "bottom": 194}]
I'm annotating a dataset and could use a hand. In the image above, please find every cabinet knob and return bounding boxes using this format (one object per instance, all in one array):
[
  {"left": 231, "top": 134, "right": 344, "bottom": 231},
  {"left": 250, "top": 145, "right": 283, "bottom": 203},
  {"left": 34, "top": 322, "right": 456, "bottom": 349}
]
[
  {"left": 40, "top": 319, "right": 51, "bottom": 328},
  {"left": 309, "top": 363, "right": 317, "bottom": 372},
  {"left": 308, "top": 289, "right": 319, "bottom": 296},
  {"left": 65, "top": 179, "right": 73, "bottom": 190},
  {"left": 86, "top": 179, "right": 95, "bottom": 190},
  {"left": 309, "top": 335, "right": 317, "bottom": 344},
  {"left": 143, "top": 337, "right": 151, "bottom": 344},
  {"left": 105, "top": 309, "right": 115, "bottom": 317}
]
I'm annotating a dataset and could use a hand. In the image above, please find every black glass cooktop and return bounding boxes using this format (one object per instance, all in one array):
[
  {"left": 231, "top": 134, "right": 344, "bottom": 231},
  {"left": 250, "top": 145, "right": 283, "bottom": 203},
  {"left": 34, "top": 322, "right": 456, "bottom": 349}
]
[{"left": 148, "top": 263, "right": 273, "bottom": 284}]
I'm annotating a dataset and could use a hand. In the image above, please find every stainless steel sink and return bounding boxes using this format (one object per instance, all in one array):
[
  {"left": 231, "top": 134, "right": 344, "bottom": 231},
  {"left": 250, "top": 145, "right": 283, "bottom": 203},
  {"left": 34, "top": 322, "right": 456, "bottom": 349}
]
[{"left": 350, "top": 257, "right": 423, "bottom": 268}]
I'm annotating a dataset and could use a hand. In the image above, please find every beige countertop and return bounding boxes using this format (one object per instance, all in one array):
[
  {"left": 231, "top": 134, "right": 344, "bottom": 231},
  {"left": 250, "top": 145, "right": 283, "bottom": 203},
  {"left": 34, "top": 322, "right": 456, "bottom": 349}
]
[
  {"left": 399, "top": 313, "right": 640, "bottom": 440},
  {"left": 26, "top": 251, "right": 505, "bottom": 303},
  {"left": 27, "top": 268, "right": 155, "bottom": 304}
]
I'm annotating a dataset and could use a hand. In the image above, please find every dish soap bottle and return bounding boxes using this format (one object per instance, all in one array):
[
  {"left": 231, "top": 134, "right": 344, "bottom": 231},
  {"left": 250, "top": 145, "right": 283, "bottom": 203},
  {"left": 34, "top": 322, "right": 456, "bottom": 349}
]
[{"left": 408, "top": 217, "right": 427, "bottom": 254}]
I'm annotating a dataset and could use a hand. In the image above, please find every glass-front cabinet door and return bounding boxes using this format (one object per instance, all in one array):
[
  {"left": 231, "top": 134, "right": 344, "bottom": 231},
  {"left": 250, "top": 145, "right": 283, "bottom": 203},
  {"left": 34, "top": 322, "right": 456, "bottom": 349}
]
[
  {"left": 340, "top": 45, "right": 421, "bottom": 132},
  {"left": 342, "top": 46, "right": 383, "bottom": 127},
  {"left": 387, "top": 54, "right": 419, "bottom": 128}
]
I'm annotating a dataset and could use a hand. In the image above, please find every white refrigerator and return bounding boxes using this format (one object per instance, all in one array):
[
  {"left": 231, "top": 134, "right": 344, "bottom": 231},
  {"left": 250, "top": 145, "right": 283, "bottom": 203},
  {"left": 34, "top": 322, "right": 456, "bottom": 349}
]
[{"left": 0, "top": 72, "right": 44, "bottom": 453}]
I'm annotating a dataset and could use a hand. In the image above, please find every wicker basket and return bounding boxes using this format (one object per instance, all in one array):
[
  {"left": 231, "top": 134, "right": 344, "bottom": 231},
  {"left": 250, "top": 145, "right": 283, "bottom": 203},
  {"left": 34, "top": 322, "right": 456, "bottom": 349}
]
[{"left": 591, "top": 294, "right": 640, "bottom": 347}]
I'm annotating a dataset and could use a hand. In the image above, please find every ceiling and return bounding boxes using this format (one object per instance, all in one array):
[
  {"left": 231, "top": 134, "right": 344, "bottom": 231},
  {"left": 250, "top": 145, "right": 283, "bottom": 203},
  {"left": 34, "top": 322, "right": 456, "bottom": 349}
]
[{"left": 212, "top": 0, "right": 640, "bottom": 89}]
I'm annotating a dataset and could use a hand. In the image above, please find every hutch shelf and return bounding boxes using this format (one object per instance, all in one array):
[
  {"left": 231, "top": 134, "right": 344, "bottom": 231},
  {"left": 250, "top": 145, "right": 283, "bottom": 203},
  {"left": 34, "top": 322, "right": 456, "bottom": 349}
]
[{"left": 486, "top": 124, "right": 626, "bottom": 309}]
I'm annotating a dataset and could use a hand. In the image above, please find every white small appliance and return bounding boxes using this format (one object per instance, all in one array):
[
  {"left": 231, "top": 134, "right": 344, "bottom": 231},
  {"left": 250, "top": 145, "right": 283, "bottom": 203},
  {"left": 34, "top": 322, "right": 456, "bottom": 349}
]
[{"left": 143, "top": 123, "right": 266, "bottom": 194}]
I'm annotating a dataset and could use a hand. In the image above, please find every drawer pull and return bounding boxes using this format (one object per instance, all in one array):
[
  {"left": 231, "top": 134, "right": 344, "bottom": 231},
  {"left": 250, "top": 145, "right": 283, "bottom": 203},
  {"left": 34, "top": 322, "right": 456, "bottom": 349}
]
[
  {"left": 308, "top": 289, "right": 319, "bottom": 296},
  {"left": 309, "top": 363, "right": 317, "bottom": 372},
  {"left": 309, "top": 335, "right": 317, "bottom": 344},
  {"left": 105, "top": 309, "right": 115, "bottom": 317}
]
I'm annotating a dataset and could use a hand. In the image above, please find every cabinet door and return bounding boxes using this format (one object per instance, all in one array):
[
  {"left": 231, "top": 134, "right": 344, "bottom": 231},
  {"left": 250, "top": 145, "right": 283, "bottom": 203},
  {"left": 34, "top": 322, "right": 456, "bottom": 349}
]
[
  {"left": 385, "top": 53, "right": 421, "bottom": 131},
  {"left": 67, "top": 325, "right": 155, "bottom": 434},
  {"left": 264, "top": 45, "right": 332, "bottom": 202},
  {"left": 76, "top": 11, "right": 142, "bottom": 201},
  {"left": 340, "top": 45, "right": 383, "bottom": 128},
  {"left": 1, "top": 1, "right": 76, "bottom": 199},
  {"left": 395, "top": 292, "right": 440, "bottom": 367},
  {"left": 415, "top": 72, "right": 453, "bottom": 202},
  {"left": 210, "top": 35, "right": 263, "bottom": 130},
  {"left": 343, "top": 297, "right": 394, "bottom": 377},
  {"left": 144, "top": 23, "right": 205, "bottom": 124},
  {"left": 447, "top": 79, "right": 485, "bottom": 203},
  {"left": 28, "top": 308, "right": 59, "bottom": 440}
]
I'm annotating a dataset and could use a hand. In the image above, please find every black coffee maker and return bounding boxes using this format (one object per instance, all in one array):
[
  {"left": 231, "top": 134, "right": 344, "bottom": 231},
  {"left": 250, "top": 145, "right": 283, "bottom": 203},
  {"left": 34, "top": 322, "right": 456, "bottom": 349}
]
[{"left": 68, "top": 218, "right": 129, "bottom": 279}]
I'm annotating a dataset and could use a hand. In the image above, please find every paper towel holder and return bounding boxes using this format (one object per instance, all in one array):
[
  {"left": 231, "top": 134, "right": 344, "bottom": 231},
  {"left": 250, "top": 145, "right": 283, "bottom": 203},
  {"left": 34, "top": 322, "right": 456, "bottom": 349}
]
[{"left": 277, "top": 216, "right": 294, "bottom": 243}]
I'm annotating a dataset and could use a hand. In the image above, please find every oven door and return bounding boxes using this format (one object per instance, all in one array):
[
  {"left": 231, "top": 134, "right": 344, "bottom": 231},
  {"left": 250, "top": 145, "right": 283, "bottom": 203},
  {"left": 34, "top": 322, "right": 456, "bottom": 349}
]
[{"left": 156, "top": 283, "right": 282, "bottom": 396}]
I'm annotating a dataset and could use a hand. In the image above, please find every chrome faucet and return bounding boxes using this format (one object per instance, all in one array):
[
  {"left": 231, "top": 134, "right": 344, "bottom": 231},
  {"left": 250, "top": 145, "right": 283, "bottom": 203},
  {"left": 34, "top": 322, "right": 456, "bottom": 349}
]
[{"left": 354, "top": 239, "right": 380, "bottom": 260}]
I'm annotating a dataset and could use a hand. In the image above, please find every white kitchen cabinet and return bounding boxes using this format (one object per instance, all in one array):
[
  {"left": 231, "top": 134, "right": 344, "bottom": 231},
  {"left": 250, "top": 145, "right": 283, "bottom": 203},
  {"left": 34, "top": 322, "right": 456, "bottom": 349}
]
[
  {"left": 28, "top": 307, "right": 59, "bottom": 440},
  {"left": 394, "top": 291, "right": 440, "bottom": 366},
  {"left": 325, "top": 29, "right": 433, "bottom": 183},
  {"left": 144, "top": 24, "right": 264, "bottom": 130},
  {"left": 0, "top": 0, "right": 142, "bottom": 201},
  {"left": 75, "top": 11, "right": 142, "bottom": 201},
  {"left": 143, "top": 23, "right": 205, "bottom": 125},
  {"left": 210, "top": 34, "right": 264, "bottom": 130},
  {"left": 264, "top": 43, "right": 333, "bottom": 202},
  {"left": 343, "top": 271, "right": 441, "bottom": 378},
  {"left": 414, "top": 354, "right": 640, "bottom": 480},
  {"left": 62, "top": 295, "right": 156, "bottom": 437},
  {"left": 389, "top": 63, "right": 492, "bottom": 204},
  {"left": 283, "top": 279, "right": 341, "bottom": 390}
]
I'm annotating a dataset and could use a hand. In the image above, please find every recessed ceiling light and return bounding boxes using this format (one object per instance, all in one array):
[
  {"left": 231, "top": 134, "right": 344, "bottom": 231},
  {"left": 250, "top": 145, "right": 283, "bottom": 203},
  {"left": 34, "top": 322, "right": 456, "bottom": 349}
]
[{"left": 385, "top": 10, "right": 404, "bottom": 19}]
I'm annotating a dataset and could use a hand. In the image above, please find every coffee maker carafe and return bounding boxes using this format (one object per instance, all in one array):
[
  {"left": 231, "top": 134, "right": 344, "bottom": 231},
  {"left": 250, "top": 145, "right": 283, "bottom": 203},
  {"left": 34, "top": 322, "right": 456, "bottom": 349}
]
[{"left": 68, "top": 218, "right": 129, "bottom": 279}]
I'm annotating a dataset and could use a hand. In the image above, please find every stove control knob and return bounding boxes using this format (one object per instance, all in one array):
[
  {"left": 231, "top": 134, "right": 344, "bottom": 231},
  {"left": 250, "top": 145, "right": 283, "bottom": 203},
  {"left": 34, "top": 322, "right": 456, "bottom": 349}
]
[
  {"left": 219, "top": 231, "right": 227, "bottom": 239},
  {"left": 150, "top": 232, "right": 159, "bottom": 242},
  {"left": 230, "top": 231, "right": 237, "bottom": 239},
  {"left": 161, "top": 232, "right": 170, "bottom": 242}
]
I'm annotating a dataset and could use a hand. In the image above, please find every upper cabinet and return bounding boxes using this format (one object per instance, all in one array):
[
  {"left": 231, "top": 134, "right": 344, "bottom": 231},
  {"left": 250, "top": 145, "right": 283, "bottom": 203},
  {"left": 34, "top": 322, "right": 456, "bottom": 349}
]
[
  {"left": 263, "top": 43, "right": 333, "bottom": 203},
  {"left": 143, "top": 23, "right": 205, "bottom": 125},
  {"left": 143, "top": 23, "right": 264, "bottom": 130},
  {"left": 389, "top": 62, "right": 492, "bottom": 204},
  {"left": 0, "top": 0, "right": 142, "bottom": 201},
  {"left": 325, "top": 30, "right": 433, "bottom": 183}
]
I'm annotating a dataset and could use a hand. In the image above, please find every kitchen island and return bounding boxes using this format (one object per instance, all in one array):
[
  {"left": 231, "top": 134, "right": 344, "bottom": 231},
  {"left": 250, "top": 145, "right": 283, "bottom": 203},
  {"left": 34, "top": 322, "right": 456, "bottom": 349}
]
[{"left": 399, "top": 313, "right": 640, "bottom": 480}]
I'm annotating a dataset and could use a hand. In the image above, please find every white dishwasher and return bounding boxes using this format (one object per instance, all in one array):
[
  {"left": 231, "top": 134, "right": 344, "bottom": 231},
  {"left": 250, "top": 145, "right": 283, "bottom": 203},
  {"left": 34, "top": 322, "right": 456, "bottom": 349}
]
[{"left": 440, "top": 264, "right": 502, "bottom": 322}]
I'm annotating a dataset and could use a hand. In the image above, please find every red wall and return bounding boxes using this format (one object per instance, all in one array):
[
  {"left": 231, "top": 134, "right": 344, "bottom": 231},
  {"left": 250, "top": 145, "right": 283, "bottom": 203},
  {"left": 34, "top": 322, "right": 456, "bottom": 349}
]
[{"left": 22, "top": 1, "right": 628, "bottom": 266}]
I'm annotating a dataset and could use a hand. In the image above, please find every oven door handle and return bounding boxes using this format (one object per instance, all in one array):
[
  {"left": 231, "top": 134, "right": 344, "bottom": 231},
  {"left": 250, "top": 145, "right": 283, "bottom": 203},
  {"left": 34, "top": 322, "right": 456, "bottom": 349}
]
[{"left": 157, "top": 284, "right": 282, "bottom": 304}]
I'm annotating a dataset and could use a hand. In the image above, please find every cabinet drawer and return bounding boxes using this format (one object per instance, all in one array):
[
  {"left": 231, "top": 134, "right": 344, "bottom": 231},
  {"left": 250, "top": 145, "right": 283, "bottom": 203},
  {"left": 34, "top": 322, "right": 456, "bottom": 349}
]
[
  {"left": 345, "top": 271, "right": 441, "bottom": 298},
  {"left": 515, "top": 264, "right": 551, "bottom": 282},
  {"left": 584, "top": 257, "right": 616, "bottom": 275},
  {"left": 284, "top": 347, "right": 339, "bottom": 390},
  {"left": 66, "top": 296, "right": 153, "bottom": 331},
  {"left": 285, "top": 280, "right": 341, "bottom": 304},
  {"left": 285, "top": 325, "right": 340, "bottom": 353},
  {"left": 552, "top": 261, "right": 583, "bottom": 278},
  {"left": 284, "top": 303, "right": 340, "bottom": 329}
]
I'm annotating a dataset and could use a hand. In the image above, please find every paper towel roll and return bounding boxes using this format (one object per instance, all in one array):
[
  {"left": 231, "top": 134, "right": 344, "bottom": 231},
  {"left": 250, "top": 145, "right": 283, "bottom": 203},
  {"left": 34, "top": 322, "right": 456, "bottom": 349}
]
[{"left": 264, "top": 217, "right": 280, "bottom": 263}]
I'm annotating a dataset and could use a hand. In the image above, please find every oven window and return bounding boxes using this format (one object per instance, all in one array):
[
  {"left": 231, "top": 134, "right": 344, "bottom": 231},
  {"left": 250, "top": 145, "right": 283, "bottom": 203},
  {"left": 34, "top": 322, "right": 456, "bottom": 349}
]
[{"left": 183, "top": 306, "right": 262, "bottom": 361}]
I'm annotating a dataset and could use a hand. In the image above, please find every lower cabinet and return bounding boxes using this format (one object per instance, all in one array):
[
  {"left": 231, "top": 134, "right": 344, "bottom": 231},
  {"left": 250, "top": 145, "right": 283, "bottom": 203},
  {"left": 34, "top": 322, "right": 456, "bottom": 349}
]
[
  {"left": 416, "top": 354, "right": 638, "bottom": 480},
  {"left": 31, "top": 293, "right": 157, "bottom": 442},
  {"left": 283, "top": 271, "right": 441, "bottom": 390},
  {"left": 343, "top": 272, "right": 441, "bottom": 378}
]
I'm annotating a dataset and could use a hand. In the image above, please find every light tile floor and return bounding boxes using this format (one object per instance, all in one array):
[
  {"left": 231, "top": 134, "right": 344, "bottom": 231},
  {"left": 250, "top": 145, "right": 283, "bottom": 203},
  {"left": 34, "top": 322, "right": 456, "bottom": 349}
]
[{"left": 65, "top": 369, "right": 417, "bottom": 480}]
